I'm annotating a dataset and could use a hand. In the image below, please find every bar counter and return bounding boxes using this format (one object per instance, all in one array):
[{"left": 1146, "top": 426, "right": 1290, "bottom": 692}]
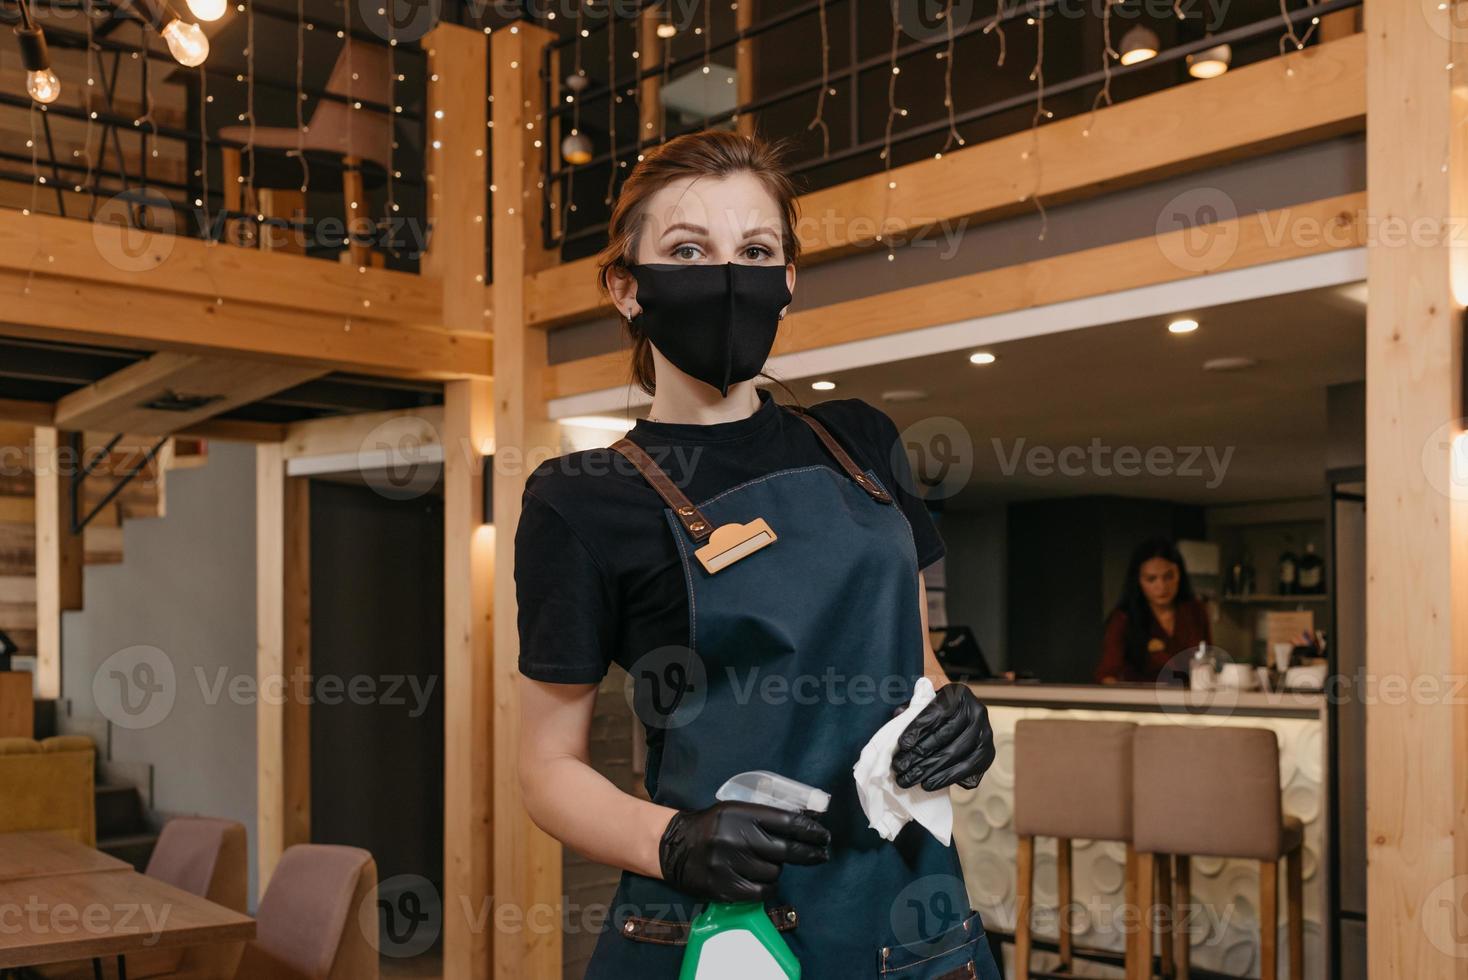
[{"left": 956, "top": 682, "right": 1329, "bottom": 979}]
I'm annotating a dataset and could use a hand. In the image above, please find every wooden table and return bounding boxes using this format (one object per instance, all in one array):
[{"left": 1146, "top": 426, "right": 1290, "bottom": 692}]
[
  {"left": 0, "top": 833, "right": 254, "bottom": 973},
  {"left": 0, "top": 832, "right": 129, "bottom": 882}
]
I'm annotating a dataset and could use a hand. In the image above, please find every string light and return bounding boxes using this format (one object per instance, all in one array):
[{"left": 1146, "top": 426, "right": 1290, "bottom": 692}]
[
  {"left": 606, "top": 8, "right": 618, "bottom": 205},
  {"left": 295, "top": 0, "right": 309, "bottom": 196},
  {"left": 1086, "top": 0, "right": 1118, "bottom": 134},
  {"left": 937, "top": 0, "right": 963, "bottom": 157},
  {"left": 1278, "top": 0, "right": 1316, "bottom": 57},
  {"left": 244, "top": 0, "right": 256, "bottom": 242},
  {"left": 12, "top": 0, "right": 58, "bottom": 105},
  {"left": 561, "top": 0, "right": 588, "bottom": 233},
  {"left": 879, "top": 0, "right": 901, "bottom": 263},
  {"left": 983, "top": 0, "right": 1008, "bottom": 68},
  {"left": 807, "top": 0, "right": 830, "bottom": 158},
  {"left": 1025, "top": 2, "right": 1049, "bottom": 240}
]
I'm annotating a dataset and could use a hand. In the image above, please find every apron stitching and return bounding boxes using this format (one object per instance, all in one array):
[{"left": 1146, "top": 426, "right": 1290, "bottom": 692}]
[{"left": 666, "top": 507, "right": 699, "bottom": 663}]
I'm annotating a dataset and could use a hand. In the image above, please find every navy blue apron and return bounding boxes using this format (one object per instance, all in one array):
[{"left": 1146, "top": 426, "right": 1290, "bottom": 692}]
[{"left": 587, "top": 406, "right": 1001, "bottom": 980}]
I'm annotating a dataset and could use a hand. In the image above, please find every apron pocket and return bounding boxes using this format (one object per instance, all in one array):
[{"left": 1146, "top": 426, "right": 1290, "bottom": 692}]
[
  {"left": 877, "top": 909, "right": 984, "bottom": 977},
  {"left": 620, "top": 904, "right": 801, "bottom": 947}
]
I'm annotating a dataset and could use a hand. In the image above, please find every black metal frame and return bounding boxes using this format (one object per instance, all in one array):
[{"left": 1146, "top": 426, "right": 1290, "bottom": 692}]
[
  {"left": 0, "top": 0, "right": 430, "bottom": 260},
  {"left": 539, "top": 0, "right": 1363, "bottom": 253},
  {"left": 67, "top": 431, "right": 168, "bottom": 535}
]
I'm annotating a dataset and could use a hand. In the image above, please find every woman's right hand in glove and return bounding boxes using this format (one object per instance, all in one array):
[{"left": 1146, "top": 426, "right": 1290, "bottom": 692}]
[{"left": 657, "top": 801, "right": 831, "bottom": 903}]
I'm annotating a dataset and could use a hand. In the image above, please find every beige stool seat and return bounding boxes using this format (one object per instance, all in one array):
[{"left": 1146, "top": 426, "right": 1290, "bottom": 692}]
[
  {"left": 1132, "top": 726, "right": 1305, "bottom": 980},
  {"left": 1013, "top": 719, "right": 1139, "bottom": 979}
]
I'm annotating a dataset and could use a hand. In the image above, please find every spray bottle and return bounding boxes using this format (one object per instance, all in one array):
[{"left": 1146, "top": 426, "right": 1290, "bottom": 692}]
[{"left": 678, "top": 770, "right": 831, "bottom": 980}]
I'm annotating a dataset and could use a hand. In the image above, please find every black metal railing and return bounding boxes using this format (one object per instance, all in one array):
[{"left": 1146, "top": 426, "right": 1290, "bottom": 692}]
[
  {"left": 538, "top": 0, "right": 1362, "bottom": 259},
  {"left": 0, "top": 0, "right": 431, "bottom": 270}
]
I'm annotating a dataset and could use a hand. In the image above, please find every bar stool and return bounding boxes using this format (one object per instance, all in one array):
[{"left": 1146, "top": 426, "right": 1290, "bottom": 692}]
[
  {"left": 1132, "top": 725, "right": 1305, "bottom": 980},
  {"left": 1013, "top": 719, "right": 1139, "bottom": 979}
]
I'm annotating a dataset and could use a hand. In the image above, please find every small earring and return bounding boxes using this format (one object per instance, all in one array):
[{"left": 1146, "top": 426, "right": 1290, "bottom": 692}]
[{"left": 778, "top": 311, "right": 786, "bottom": 321}]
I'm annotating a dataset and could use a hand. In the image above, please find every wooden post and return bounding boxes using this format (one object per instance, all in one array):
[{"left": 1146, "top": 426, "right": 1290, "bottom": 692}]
[
  {"left": 255, "top": 445, "right": 310, "bottom": 891},
  {"left": 32, "top": 427, "right": 82, "bottom": 700},
  {"left": 490, "top": 21, "right": 562, "bottom": 980},
  {"left": 1365, "top": 1, "right": 1468, "bottom": 976},
  {"left": 735, "top": 0, "right": 755, "bottom": 136},
  {"left": 421, "top": 22, "right": 495, "bottom": 980}
]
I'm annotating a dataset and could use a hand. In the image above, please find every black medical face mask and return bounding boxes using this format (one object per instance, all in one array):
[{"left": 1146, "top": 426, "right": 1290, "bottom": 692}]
[{"left": 628, "top": 262, "right": 792, "bottom": 397}]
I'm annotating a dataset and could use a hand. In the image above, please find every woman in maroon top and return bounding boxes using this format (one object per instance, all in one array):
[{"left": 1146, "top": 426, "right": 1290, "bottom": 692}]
[{"left": 1095, "top": 537, "right": 1213, "bottom": 684}]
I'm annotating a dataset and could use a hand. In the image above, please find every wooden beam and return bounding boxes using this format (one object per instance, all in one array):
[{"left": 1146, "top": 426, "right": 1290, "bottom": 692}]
[
  {"left": 524, "top": 33, "right": 1367, "bottom": 330},
  {"left": 177, "top": 418, "right": 289, "bottom": 443},
  {"left": 423, "top": 22, "right": 496, "bottom": 980},
  {"left": 1364, "top": 1, "right": 1468, "bottom": 975},
  {"left": 282, "top": 406, "right": 445, "bottom": 461},
  {"left": 0, "top": 400, "right": 52, "bottom": 426},
  {"left": 422, "top": 24, "right": 489, "bottom": 333},
  {"left": 545, "top": 191, "right": 1366, "bottom": 401},
  {"left": 0, "top": 269, "right": 490, "bottom": 382},
  {"left": 55, "top": 352, "right": 324, "bottom": 436},
  {"left": 255, "top": 445, "right": 311, "bottom": 893},
  {"left": 490, "top": 20, "right": 562, "bottom": 980},
  {"left": 0, "top": 209, "right": 441, "bottom": 324},
  {"left": 31, "top": 427, "right": 82, "bottom": 699}
]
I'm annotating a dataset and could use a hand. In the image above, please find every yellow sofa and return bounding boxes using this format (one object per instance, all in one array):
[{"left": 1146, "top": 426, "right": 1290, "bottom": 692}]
[{"left": 0, "top": 735, "right": 96, "bottom": 845}]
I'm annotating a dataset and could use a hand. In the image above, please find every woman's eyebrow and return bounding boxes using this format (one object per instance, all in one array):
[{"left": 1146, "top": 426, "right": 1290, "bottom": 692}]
[
  {"left": 742, "top": 226, "right": 779, "bottom": 240},
  {"left": 659, "top": 222, "right": 709, "bottom": 240}
]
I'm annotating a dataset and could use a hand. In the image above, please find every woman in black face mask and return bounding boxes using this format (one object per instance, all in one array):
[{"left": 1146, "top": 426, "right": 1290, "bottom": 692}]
[{"left": 514, "top": 131, "right": 999, "bottom": 980}]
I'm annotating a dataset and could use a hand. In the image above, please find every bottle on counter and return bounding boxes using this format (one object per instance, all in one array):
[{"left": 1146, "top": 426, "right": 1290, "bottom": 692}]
[
  {"left": 1296, "top": 541, "right": 1325, "bottom": 594},
  {"left": 1240, "top": 554, "right": 1256, "bottom": 595},
  {"left": 1278, "top": 545, "right": 1298, "bottom": 596}
]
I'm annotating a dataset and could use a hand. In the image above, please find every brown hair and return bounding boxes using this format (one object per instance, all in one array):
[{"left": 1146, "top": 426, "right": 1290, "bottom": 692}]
[{"left": 596, "top": 130, "right": 801, "bottom": 396}]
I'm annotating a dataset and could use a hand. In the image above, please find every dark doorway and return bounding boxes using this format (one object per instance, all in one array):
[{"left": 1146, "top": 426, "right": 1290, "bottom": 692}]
[{"left": 308, "top": 478, "right": 445, "bottom": 970}]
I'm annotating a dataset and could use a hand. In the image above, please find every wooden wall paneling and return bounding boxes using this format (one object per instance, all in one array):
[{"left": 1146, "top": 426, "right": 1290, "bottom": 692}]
[
  {"left": 490, "top": 20, "right": 563, "bottom": 980},
  {"left": 1364, "top": 0, "right": 1468, "bottom": 974},
  {"left": 255, "top": 444, "right": 311, "bottom": 892},
  {"left": 31, "top": 426, "right": 82, "bottom": 700}
]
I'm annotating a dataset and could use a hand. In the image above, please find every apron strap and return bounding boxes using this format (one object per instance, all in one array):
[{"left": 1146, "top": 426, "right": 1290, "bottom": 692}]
[
  {"left": 785, "top": 406, "right": 895, "bottom": 505},
  {"left": 610, "top": 438, "right": 715, "bottom": 542},
  {"left": 609, "top": 402, "right": 893, "bottom": 541}
]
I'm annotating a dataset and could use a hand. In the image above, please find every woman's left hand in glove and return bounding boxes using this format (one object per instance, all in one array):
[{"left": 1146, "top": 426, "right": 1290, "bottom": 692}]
[{"left": 891, "top": 683, "right": 996, "bottom": 792}]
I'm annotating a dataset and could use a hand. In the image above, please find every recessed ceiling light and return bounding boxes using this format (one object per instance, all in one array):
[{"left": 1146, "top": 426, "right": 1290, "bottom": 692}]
[
  {"left": 811, "top": 380, "right": 837, "bottom": 391},
  {"left": 1203, "top": 356, "right": 1258, "bottom": 372},
  {"left": 969, "top": 351, "right": 997, "bottom": 365},
  {"left": 1168, "top": 319, "right": 1199, "bottom": 334}
]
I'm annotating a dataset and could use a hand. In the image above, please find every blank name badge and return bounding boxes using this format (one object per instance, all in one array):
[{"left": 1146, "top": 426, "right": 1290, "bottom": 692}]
[{"left": 694, "top": 518, "right": 778, "bottom": 575}]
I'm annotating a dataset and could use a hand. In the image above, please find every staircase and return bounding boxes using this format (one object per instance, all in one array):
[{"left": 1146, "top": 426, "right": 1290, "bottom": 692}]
[
  {"left": 0, "top": 426, "right": 209, "bottom": 675},
  {"left": 0, "top": 425, "right": 207, "bottom": 869}
]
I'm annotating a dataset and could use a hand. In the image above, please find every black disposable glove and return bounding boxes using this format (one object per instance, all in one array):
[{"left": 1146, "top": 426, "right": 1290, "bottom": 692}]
[
  {"left": 658, "top": 801, "right": 831, "bottom": 904},
  {"left": 891, "top": 683, "right": 995, "bottom": 792}
]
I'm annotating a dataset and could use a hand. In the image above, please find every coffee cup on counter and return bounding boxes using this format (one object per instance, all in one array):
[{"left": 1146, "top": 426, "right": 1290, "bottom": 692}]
[{"left": 1217, "top": 662, "right": 1260, "bottom": 691}]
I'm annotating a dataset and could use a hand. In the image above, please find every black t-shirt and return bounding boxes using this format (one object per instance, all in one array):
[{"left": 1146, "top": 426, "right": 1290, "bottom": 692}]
[{"left": 514, "top": 387, "right": 945, "bottom": 684}]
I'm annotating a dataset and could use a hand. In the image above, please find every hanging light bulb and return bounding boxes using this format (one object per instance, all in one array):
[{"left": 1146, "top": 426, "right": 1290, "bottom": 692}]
[
  {"left": 656, "top": 7, "right": 676, "bottom": 38},
  {"left": 562, "top": 130, "right": 593, "bottom": 166},
  {"left": 185, "top": 0, "right": 226, "bottom": 21},
  {"left": 161, "top": 17, "right": 209, "bottom": 66},
  {"left": 13, "top": 8, "right": 59, "bottom": 105},
  {"left": 26, "top": 66, "right": 60, "bottom": 103},
  {"left": 564, "top": 70, "right": 589, "bottom": 94},
  {"left": 1187, "top": 42, "right": 1232, "bottom": 79},
  {"left": 1118, "top": 25, "right": 1159, "bottom": 65}
]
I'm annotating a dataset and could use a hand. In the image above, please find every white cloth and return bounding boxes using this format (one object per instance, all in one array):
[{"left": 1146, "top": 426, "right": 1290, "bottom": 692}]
[{"left": 851, "top": 677, "right": 954, "bottom": 846}]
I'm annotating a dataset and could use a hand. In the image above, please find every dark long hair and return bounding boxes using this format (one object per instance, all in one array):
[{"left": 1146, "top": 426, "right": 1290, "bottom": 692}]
[{"left": 1113, "top": 537, "right": 1195, "bottom": 677}]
